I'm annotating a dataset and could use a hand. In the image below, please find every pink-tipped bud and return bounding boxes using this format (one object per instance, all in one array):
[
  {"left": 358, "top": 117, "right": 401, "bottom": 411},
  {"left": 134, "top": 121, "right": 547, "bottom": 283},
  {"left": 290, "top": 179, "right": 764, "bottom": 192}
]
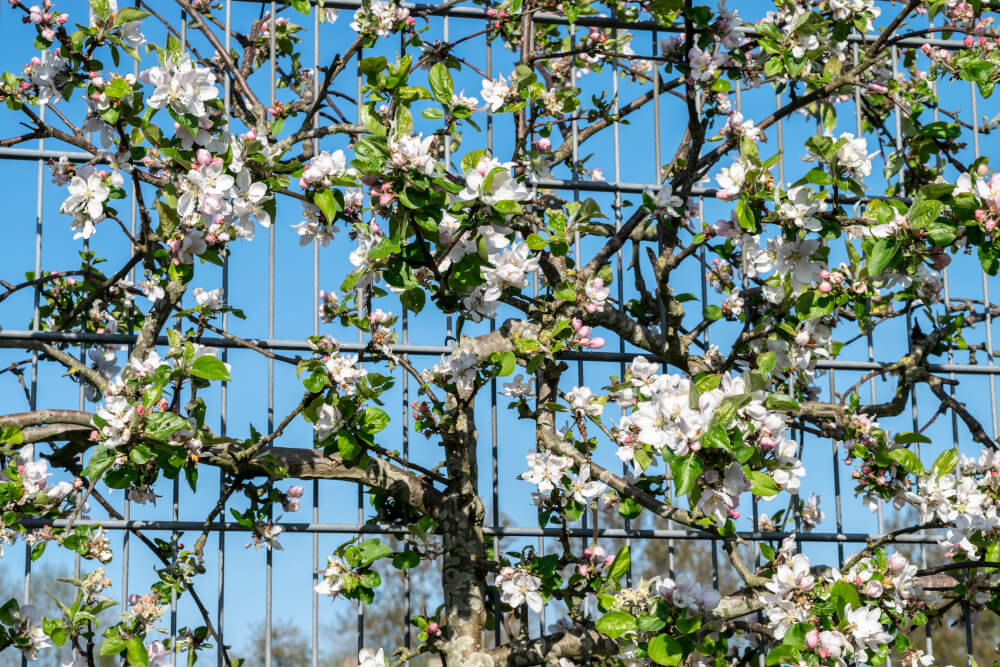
[
  {"left": 576, "top": 326, "right": 592, "bottom": 339},
  {"left": 588, "top": 337, "right": 606, "bottom": 349},
  {"left": 288, "top": 485, "right": 304, "bottom": 498},
  {"left": 577, "top": 564, "right": 590, "bottom": 576},
  {"left": 805, "top": 629, "right": 819, "bottom": 649},
  {"left": 427, "top": 621, "right": 441, "bottom": 636},
  {"left": 136, "top": 405, "right": 146, "bottom": 416},
  {"left": 585, "top": 303, "right": 598, "bottom": 313},
  {"left": 818, "top": 281, "right": 832, "bottom": 293},
  {"left": 571, "top": 318, "right": 583, "bottom": 330},
  {"left": 536, "top": 137, "right": 551, "bottom": 151},
  {"left": 888, "top": 552, "right": 907, "bottom": 572},
  {"left": 759, "top": 436, "right": 775, "bottom": 450},
  {"left": 728, "top": 509, "right": 740, "bottom": 519}
]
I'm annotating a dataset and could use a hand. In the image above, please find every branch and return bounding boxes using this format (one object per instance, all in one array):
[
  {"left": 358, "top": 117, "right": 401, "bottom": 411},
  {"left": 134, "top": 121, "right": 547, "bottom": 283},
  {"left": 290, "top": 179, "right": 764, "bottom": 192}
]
[{"left": 487, "top": 626, "right": 617, "bottom": 665}]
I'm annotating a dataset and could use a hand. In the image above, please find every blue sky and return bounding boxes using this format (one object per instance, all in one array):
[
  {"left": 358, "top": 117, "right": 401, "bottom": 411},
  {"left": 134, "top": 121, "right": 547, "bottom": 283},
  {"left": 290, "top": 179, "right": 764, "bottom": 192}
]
[{"left": 1, "top": 0, "right": 1000, "bottom": 661}]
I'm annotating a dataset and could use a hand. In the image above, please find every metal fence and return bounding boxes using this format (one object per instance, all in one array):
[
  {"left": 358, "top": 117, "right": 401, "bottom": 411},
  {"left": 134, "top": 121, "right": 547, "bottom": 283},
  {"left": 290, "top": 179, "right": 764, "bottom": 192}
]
[{"left": 0, "top": 1, "right": 997, "bottom": 665}]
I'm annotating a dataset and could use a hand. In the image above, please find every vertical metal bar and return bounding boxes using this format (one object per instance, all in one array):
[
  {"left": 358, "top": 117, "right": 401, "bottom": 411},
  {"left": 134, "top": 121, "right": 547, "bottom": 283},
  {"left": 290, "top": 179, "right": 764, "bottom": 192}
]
[
  {"left": 484, "top": 8, "right": 502, "bottom": 648},
  {"left": 311, "top": 8, "right": 321, "bottom": 666},
  {"left": 264, "top": 5, "right": 277, "bottom": 667},
  {"left": 218, "top": 1, "right": 232, "bottom": 664}
]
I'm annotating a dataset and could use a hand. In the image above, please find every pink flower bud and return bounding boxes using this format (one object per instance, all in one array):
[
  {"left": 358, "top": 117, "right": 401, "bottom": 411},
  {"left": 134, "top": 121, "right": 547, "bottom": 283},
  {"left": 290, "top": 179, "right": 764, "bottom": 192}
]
[
  {"left": 888, "top": 552, "right": 907, "bottom": 572},
  {"left": 287, "top": 485, "right": 304, "bottom": 498},
  {"left": 728, "top": 509, "right": 740, "bottom": 519},
  {"left": 536, "top": 137, "right": 551, "bottom": 151},
  {"left": 818, "top": 281, "right": 832, "bottom": 293},
  {"left": 41, "top": 27, "right": 55, "bottom": 41},
  {"left": 583, "top": 547, "right": 593, "bottom": 558},
  {"left": 965, "top": 35, "right": 976, "bottom": 47},
  {"left": 577, "top": 564, "right": 590, "bottom": 576},
  {"left": 865, "top": 580, "right": 883, "bottom": 597},
  {"left": 571, "top": 318, "right": 583, "bottom": 330},
  {"left": 136, "top": 405, "right": 146, "bottom": 416},
  {"left": 584, "top": 303, "right": 598, "bottom": 313},
  {"left": 604, "top": 554, "right": 615, "bottom": 566},
  {"left": 57, "top": 14, "right": 66, "bottom": 24},
  {"left": 759, "top": 436, "right": 775, "bottom": 450},
  {"left": 806, "top": 629, "right": 819, "bottom": 649},
  {"left": 427, "top": 621, "right": 441, "bottom": 636},
  {"left": 576, "top": 326, "right": 592, "bottom": 339},
  {"left": 486, "top": 8, "right": 496, "bottom": 17},
  {"left": 587, "top": 337, "right": 606, "bottom": 349}
]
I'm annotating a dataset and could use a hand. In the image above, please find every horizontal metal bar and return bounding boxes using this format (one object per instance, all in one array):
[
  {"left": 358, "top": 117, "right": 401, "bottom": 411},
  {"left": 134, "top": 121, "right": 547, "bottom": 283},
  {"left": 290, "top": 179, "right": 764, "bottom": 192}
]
[
  {"left": 233, "top": 0, "right": 969, "bottom": 49},
  {"left": 0, "top": 145, "right": 915, "bottom": 206},
  {"left": 18, "top": 517, "right": 943, "bottom": 544},
  {"left": 0, "top": 147, "right": 94, "bottom": 163},
  {"left": 2, "top": 330, "right": 998, "bottom": 374}
]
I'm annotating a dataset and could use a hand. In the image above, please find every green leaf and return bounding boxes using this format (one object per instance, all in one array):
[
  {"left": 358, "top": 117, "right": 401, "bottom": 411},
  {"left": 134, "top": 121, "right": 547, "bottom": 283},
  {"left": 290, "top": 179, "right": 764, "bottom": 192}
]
[
  {"left": 314, "top": 189, "right": 340, "bottom": 224},
  {"left": 607, "top": 546, "right": 630, "bottom": 582},
  {"left": 757, "top": 351, "right": 777, "bottom": 374},
  {"left": 553, "top": 281, "right": 576, "bottom": 301},
  {"left": 909, "top": 198, "right": 943, "bottom": 227},
  {"left": 867, "top": 238, "right": 900, "bottom": 276},
  {"left": 358, "top": 539, "right": 393, "bottom": 567},
  {"left": 764, "top": 394, "right": 800, "bottom": 411},
  {"left": 401, "top": 288, "right": 425, "bottom": 313},
  {"left": 830, "top": 580, "right": 860, "bottom": 617},
  {"left": 784, "top": 623, "right": 813, "bottom": 648},
  {"left": 702, "top": 425, "right": 731, "bottom": 451},
  {"left": 393, "top": 550, "right": 420, "bottom": 569},
  {"left": 100, "top": 637, "right": 127, "bottom": 656},
  {"left": 932, "top": 448, "right": 958, "bottom": 478},
  {"left": 429, "top": 63, "right": 454, "bottom": 104},
  {"left": 671, "top": 455, "right": 702, "bottom": 497},
  {"left": 894, "top": 432, "right": 932, "bottom": 445},
  {"left": 493, "top": 200, "right": 522, "bottom": 215},
  {"left": 766, "top": 645, "right": 799, "bottom": 666},
  {"left": 0, "top": 425, "right": 23, "bottom": 445},
  {"left": 648, "top": 634, "right": 683, "bottom": 666},
  {"left": 126, "top": 637, "right": 148, "bottom": 667},
  {"left": 114, "top": 7, "right": 151, "bottom": 25},
  {"left": 90, "top": 0, "right": 112, "bottom": 20},
  {"left": 302, "top": 368, "right": 329, "bottom": 393},
  {"left": 526, "top": 233, "right": 547, "bottom": 250},
  {"left": 498, "top": 351, "right": 517, "bottom": 377},
  {"left": 595, "top": 611, "right": 636, "bottom": 639},
  {"left": 887, "top": 448, "right": 923, "bottom": 476},
  {"left": 360, "top": 408, "right": 390, "bottom": 434},
  {"left": 191, "top": 356, "right": 231, "bottom": 381},
  {"left": 747, "top": 471, "right": 779, "bottom": 497},
  {"left": 336, "top": 432, "right": 362, "bottom": 460}
]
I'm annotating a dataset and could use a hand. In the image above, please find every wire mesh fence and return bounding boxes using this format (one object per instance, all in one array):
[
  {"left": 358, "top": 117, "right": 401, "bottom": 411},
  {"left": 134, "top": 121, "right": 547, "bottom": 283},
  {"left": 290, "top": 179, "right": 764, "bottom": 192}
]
[{"left": 0, "top": 1, "right": 998, "bottom": 665}]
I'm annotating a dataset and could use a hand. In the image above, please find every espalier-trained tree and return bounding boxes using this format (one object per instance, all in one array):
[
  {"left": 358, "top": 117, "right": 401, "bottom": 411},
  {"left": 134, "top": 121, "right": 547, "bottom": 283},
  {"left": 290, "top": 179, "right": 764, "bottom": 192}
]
[{"left": 3, "top": 0, "right": 1000, "bottom": 664}]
